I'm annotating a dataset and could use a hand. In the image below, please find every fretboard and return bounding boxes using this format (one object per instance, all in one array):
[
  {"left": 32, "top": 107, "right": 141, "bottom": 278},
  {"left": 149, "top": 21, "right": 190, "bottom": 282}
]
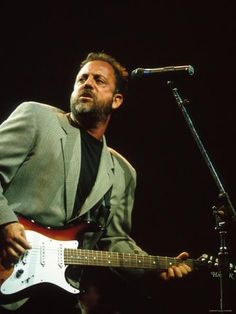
[{"left": 64, "top": 249, "right": 197, "bottom": 270}]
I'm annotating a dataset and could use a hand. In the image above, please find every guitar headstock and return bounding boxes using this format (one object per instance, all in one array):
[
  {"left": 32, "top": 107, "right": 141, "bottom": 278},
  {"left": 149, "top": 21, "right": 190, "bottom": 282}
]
[
  {"left": 198, "top": 253, "right": 236, "bottom": 280},
  {"left": 198, "top": 253, "right": 218, "bottom": 269}
]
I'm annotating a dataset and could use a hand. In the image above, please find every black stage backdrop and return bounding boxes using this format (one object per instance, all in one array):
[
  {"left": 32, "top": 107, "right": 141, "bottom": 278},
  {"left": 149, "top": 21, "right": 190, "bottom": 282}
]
[{"left": 0, "top": 1, "right": 235, "bottom": 313}]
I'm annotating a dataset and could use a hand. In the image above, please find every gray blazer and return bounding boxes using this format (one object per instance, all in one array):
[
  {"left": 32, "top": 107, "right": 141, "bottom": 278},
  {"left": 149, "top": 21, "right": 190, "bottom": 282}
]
[{"left": 0, "top": 102, "right": 145, "bottom": 254}]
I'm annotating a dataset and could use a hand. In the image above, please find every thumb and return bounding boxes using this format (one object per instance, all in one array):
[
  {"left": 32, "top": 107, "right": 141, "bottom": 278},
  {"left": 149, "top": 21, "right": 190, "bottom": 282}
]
[{"left": 176, "top": 251, "right": 189, "bottom": 260}]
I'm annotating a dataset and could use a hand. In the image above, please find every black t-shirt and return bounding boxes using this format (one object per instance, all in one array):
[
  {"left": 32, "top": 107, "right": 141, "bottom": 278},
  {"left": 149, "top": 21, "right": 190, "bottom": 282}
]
[{"left": 72, "top": 129, "right": 103, "bottom": 216}]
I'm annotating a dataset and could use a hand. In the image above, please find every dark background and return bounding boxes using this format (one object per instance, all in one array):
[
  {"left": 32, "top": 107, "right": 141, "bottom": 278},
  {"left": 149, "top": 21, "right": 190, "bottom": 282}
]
[{"left": 0, "top": 1, "right": 235, "bottom": 313}]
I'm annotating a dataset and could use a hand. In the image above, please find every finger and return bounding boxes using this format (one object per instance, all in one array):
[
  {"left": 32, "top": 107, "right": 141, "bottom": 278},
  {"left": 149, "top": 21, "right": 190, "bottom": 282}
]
[
  {"left": 16, "top": 235, "right": 32, "bottom": 250},
  {"left": 172, "top": 266, "right": 183, "bottom": 278},
  {"left": 160, "top": 268, "right": 174, "bottom": 281},
  {"left": 160, "top": 271, "right": 168, "bottom": 281},
  {"left": 177, "top": 264, "right": 189, "bottom": 276},
  {"left": 8, "top": 239, "right": 28, "bottom": 256},
  {"left": 182, "top": 264, "right": 192, "bottom": 273},
  {"left": 6, "top": 246, "right": 21, "bottom": 260},
  {"left": 176, "top": 251, "right": 189, "bottom": 260},
  {"left": 17, "top": 224, "right": 32, "bottom": 249},
  {"left": 167, "top": 267, "right": 175, "bottom": 279}
]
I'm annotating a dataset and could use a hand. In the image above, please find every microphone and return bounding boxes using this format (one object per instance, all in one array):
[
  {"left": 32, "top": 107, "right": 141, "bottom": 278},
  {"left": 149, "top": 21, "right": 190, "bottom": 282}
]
[{"left": 131, "top": 65, "right": 194, "bottom": 78}]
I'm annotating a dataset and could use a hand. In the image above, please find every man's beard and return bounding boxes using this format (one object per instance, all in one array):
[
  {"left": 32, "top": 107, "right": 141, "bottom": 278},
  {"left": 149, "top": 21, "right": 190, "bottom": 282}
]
[{"left": 70, "top": 92, "right": 113, "bottom": 129}]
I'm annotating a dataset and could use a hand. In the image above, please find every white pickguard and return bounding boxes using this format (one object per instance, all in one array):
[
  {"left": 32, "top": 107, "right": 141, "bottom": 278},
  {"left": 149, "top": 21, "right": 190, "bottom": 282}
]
[{"left": 1, "top": 230, "right": 80, "bottom": 296}]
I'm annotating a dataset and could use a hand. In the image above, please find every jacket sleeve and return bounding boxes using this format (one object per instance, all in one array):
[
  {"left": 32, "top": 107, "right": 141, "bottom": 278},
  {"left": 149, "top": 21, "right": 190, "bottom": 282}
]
[{"left": 0, "top": 102, "right": 37, "bottom": 225}]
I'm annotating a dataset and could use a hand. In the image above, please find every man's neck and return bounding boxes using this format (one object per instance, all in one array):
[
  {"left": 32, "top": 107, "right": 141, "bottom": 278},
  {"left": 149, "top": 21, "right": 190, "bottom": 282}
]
[{"left": 69, "top": 113, "right": 110, "bottom": 141}]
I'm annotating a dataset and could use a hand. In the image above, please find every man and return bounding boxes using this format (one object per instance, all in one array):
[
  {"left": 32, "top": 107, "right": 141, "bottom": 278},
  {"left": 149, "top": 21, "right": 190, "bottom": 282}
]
[{"left": 0, "top": 52, "right": 191, "bottom": 313}]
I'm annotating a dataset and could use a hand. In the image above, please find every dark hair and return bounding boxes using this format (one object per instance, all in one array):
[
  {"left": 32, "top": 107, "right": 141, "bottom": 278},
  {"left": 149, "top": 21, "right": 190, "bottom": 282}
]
[{"left": 80, "top": 52, "right": 129, "bottom": 95}]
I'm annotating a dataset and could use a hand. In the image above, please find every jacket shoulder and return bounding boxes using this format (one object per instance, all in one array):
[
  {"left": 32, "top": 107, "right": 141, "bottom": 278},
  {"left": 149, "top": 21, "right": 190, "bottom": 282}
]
[
  {"left": 108, "top": 147, "right": 136, "bottom": 175},
  {"left": 15, "top": 101, "right": 66, "bottom": 115},
  {"left": 11, "top": 102, "right": 67, "bottom": 128}
]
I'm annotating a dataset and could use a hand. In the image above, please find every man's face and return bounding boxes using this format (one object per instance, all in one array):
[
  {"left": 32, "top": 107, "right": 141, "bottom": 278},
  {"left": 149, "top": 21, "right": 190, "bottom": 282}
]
[{"left": 70, "top": 60, "right": 119, "bottom": 128}]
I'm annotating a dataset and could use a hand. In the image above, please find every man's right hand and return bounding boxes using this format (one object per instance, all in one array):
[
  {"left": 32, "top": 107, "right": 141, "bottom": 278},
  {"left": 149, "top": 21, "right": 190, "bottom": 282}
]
[{"left": 0, "top": 222, "right": 31, "bottom": 266}]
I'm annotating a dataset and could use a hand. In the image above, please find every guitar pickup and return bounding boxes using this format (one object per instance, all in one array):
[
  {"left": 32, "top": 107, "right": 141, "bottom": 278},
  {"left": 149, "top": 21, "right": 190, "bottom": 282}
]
[{"left": 40, "top": 242, "right": 46, "bottom": 266}]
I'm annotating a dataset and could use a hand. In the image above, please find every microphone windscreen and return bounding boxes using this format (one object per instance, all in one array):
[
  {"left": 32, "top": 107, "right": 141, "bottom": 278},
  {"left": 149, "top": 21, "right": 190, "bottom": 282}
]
[{"left": 130, "top": 68, "right": 144, "bottom": 79}]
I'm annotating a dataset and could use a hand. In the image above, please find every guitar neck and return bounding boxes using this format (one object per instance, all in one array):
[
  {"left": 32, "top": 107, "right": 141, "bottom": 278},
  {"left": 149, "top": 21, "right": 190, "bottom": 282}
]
[{"left": 64, "top": 249, "right": 197, "bottom": 270}]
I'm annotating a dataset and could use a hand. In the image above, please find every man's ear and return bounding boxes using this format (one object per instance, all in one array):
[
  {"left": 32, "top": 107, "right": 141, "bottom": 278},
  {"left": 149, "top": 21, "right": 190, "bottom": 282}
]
[{"left": 112, "top": 93, "right": 123, "bottom": 110}]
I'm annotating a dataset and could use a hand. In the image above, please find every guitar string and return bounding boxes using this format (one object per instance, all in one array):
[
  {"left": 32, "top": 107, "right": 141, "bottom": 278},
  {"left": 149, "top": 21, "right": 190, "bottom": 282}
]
[{"left": 23, "top": 247, "right": 194, "bottom": 269}]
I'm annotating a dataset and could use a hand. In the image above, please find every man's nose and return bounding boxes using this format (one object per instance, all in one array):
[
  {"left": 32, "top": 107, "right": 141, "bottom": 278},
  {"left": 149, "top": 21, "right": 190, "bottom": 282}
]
[{"left": 83, "top": 76, "right": 94, "bottom": 88}]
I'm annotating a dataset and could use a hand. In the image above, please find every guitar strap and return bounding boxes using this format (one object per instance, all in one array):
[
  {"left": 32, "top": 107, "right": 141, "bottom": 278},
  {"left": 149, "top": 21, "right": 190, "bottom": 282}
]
[
  {"left": 82, "top": 151, "right": 115, "bottom": 250},
  {"left": 85, "top": 187, "right": 112, "bottom": 250}
]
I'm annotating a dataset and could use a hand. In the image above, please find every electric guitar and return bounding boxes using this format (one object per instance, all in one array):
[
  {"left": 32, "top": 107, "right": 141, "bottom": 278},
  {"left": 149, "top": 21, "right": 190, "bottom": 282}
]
[{"left": 0, "top": 216, "right": 231, "bottom": 301}]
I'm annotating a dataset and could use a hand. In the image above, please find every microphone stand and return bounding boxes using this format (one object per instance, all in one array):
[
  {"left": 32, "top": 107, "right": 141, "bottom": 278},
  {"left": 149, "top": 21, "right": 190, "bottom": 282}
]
[{"left": 167, "top": 80, "right": 236, "bottom": 313}]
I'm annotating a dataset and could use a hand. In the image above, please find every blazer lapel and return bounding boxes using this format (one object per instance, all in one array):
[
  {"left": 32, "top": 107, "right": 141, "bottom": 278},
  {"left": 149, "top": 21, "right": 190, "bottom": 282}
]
[
  {"left": 58, "top": 113, "right": 81, "bottom": 220},
  {"left": 79, "top": 137, "right": 114, "bottom": 217}
]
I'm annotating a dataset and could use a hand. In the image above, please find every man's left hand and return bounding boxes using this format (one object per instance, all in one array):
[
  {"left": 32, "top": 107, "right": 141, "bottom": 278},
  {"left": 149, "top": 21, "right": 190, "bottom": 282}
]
[{"left": 160, "top": 251, "right": 192, "bottom": 281}]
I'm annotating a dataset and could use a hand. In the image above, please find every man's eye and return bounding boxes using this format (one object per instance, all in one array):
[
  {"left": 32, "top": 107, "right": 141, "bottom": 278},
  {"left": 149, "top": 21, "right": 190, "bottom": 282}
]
[
  {"left": 78, "top": 77, "right": 85, "bottom": 83},
  {"left": 96, "top": 78, "right": 105, "bottom": 84}
]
